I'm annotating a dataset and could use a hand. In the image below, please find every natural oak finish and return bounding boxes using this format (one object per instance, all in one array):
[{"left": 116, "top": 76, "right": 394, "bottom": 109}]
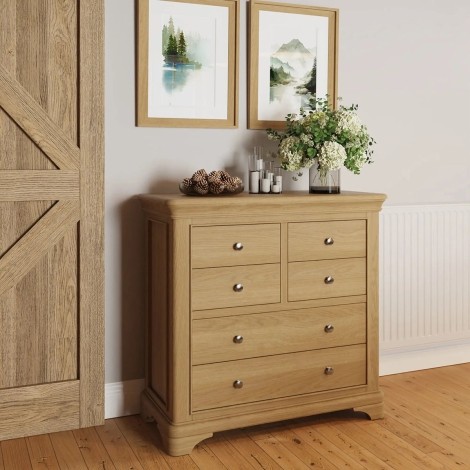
[
  {"left": 192, "top": 303, "right": 366, "bottom": 364},
  {"left": 140, "top": 191, "right": 385, "bottom": 456},
  {"left": 2, "top": 364, "right": 470, "bottom": 469},
  {"left": 288, "top": 257, "right": 366, "bottom": 301},
  {"left": 0, "top": 0, "right": 104, "bottom": 437},
  {"left": 192, "top": 263, "right": 281, "bottom": 310},
  {"left": 288, "top": 219, "right": 366, "bottom": 261},
  {"left": 191, "top": 223, "right": 280, "bottom": 268},
  {"left": 192, "top": 344, "right": 366, "bottom": 411}
]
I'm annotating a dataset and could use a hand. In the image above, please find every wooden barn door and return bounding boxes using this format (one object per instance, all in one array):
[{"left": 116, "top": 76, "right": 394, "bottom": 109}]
[{"left": 0, "top": 0, "right": 104, "bottom": 438}]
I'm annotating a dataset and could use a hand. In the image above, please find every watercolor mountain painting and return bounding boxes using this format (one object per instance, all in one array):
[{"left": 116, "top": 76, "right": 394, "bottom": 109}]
[{"left": 269, "top": 38, "right": 317, "bottom": 103}]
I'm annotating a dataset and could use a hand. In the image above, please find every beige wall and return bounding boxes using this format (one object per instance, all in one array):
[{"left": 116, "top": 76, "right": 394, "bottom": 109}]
[{"left": 105, "top": 0, "right": 470, "bottom": 383}]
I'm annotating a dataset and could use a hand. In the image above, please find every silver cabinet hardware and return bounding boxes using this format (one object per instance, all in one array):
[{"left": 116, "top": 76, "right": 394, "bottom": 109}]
[
  {"left": 324, "top": 367, "right": 334, "bottom": 375},
  {"left": 233, "top": 335, "right": 244, "bottom": 344},
  {"left": 324, "top": 276, "right": 334, "bottom": 284},
  {"left": 233, "top": 380, "right": 244, "bottom": 389},
  {"left": 233, "top": 283, "right": 244, "bottom": 292},
  {"left": 324, "top": 324, "right": 335, "bottom": 333},
  {"left": 324, "top": 237, "right": 334, "bottom": 245},
  {"left": 233, "top": 242, "right": 244, "bottom": 251}
]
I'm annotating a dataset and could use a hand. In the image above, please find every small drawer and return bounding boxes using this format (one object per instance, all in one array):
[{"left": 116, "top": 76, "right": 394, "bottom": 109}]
[
  {"left": 192, "top": 264, "right": 280, "bottom": 311},
  {"left": 288, "top": 220, "right": 366, "bottom": 262},
  {"left": 192, "top": 224, "right": 280, "bottom": 268},
  {"left": 192, "top": 303, "right": 366, "bottom": 364},
  {"left": 288, "top": 258, "right": 366, "bottom": 302},
  {"left": 192, "top": 344, "right": 366, "bottom": 411}
]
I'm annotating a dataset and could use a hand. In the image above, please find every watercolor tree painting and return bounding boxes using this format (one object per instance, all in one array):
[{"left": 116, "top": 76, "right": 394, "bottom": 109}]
[{"left": 141, "top": 0, "right": 236, "bottom": 126}]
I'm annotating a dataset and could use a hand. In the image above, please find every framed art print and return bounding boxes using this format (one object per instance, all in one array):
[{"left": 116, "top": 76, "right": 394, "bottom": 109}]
[
  {"left": 137, "top": 0, "right": 238, "bottom": 127},
  {"left": 248, "top": 1, "right": 338, "bottom": 130}
]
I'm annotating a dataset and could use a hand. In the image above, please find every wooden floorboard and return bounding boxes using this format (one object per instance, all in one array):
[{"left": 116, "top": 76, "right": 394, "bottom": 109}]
[{"left": 0, "top": 364, "right": 469, "bottom": 469}]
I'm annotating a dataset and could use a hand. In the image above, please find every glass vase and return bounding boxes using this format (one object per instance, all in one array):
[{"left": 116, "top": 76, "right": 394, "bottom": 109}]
[{"left": 309, "top": 164, "right": 341, "bottom": 194}]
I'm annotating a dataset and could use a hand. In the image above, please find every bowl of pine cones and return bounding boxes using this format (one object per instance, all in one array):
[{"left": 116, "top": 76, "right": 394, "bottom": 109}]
[{"left": 179, "top": 169, "right": 244, "bottom": 196}]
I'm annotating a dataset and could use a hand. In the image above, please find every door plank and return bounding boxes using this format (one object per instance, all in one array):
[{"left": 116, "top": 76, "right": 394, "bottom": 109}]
[
  {"left": 0, "top": 200, "right": 79, "bottom": 296},
  {"left": 0, "top": 171, "right": 79, "bottom": 201},
  {"left": 0, "top": 65, "right": 79, "bottom": 170},
  {"left": 0, "top": 381, "right": 79, "bottom": 441}
]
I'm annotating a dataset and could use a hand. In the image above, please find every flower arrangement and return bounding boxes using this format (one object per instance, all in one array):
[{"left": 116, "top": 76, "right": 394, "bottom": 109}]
[{"left": 267, "top": 96, "right": 375, "bottom": 181}]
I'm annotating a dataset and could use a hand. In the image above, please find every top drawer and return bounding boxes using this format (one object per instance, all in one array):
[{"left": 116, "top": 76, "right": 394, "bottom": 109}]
[
  {"left": 288, "top": 220, "right": 366, "bottom": 262},
  {"left": 192, "top": 224, "right": 280, "bottom": 268}
]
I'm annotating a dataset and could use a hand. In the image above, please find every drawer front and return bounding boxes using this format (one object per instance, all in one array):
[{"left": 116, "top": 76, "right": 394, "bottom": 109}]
[
  {"left": 192, "top": 303, "right": 366, "bottom": 365},
  {"left": 192, "top": 344, "right": 366, "bottom": 411},
  {"left": 288, "top": 220, "right": 366, "bottom": 262},
  {"left": 288, "top": 258, "right": 366, "bottom": 301},
  {"left": 192, "top": 224, "right": 280, "bottom": 268},
  {"left": 192, "top": 264, "right": 280, "bottom": 311}
]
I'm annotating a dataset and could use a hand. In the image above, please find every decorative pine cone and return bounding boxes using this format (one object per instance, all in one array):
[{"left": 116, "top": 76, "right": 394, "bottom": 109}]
[
  {"left": 219, "top": 170, "right": 231, "bottom": 183},
  {"left": 207, "top": 170, "right": 222, "bottom": 184},
  {"left": 191, "top": 169, "right": 208, "bottom": 183},
  {"left": 193, "top": 179, "right": 209, "bottom": 195},
  {"left": 209, "top": 181, "right": 225, "bottom": 194},
  {"left": 224, "top": 176, "right": 241, "bottom": 192},
  {"left": 181, "top": 177, "right": 193, "bottom": 190}
]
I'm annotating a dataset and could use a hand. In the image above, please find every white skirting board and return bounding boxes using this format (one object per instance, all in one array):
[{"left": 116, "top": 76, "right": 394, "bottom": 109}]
[
  {"left": 379, "top": 203, "right": 470, "bottom": 375},
  {"left": 105, "top": 379, "right": 145, "bottom": 419}
]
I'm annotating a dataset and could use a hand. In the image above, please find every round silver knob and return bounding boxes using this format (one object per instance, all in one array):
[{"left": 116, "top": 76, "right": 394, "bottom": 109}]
[
  {"left": 233, "top": 283, "right": 244, "bottom": 292},
  {"left": 233, "top": 380, "right": 244, "bottom": 389},
  {"left": 324, "top": 276, "right": 335, "bottom": 284},
  {"left": 324, "top": 237, "right": 334, "bottom": 246},
  {"left": 233, "top": 242, "right": 244, "bottom": 251},
  {"left": 324, "top": 367, "right": 334, "bottom": 375},
  {"left": 233, "top": 335, "right": 244, "bottom": 344},
  {"left": 324, "top": 324, "right": 335, "bottom": 333}
]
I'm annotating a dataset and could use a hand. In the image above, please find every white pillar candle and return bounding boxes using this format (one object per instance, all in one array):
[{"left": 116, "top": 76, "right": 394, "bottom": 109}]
[
  {"left": 260, "top": 178, "right": 271, "bottom": 193},
  {"left": 249, "top": 171, "right": 260, "bottom": 193},
  {"left": 271, "top": 184, "right": 281, "bottom": 193}
]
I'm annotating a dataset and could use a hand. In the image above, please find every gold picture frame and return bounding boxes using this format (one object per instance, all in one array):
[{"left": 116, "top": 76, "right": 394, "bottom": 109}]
[
  {"left": 248, "top": 0, "right": 338, "bottom": 130},
  {"left": 137, "top": 0, "right": 239, "bottom": 128}
]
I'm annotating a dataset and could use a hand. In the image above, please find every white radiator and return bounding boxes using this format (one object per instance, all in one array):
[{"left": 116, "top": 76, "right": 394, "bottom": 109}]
[{"left": 379, "top": 204, "right": 470, "bottom": 375}]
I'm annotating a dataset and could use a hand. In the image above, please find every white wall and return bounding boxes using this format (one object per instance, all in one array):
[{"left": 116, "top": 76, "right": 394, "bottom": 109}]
[{"left": 105, "top": 0, "right": 470, "bottom": 384}]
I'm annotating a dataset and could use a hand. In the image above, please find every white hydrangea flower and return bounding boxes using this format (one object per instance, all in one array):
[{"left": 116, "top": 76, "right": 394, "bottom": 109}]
[
  {"left": 301, "top": 111, "right": 327, "bottom": 128},
  {"left": 318, "top": 141, "right": 347, "bottom": 171},
  {"left": 278, "top": 136, "right": 304, "bottom": 172},
  {"left": 300, "top": 133, "right": 314, "bottom": 146},
  {"left": 337, "top": 110, "right": 362, "bottom": 135}
]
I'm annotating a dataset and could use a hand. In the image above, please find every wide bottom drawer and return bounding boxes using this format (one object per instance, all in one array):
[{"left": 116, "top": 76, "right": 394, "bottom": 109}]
[{"left": 192, "top": 344, "right": 366, "bottom": 411}]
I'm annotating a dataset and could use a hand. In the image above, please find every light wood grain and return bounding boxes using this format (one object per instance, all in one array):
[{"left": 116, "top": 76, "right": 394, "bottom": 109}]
[
  {"left": 0, "top": 0, "right": 104, "bottom": 439},
  {"left": 0, "top": 381, "right": 79, "bottom": 440},
  {"left": 0, "top": 200, "right": 79, "bottom": 296},
  {"left": 191, "top": 223, "right": 280, "bottom": 268},
  {"left": 192, "top": 344, "right": 366, "bottom": 411},
  {"left": 140, "top": 192, "right": 384, "bottom": 455},
  {"left": 0, "top": 170, "right": 79, "bottom": 200},
  {"left": 1, "top": 365, "right": 469, "bottom": 468},
  {"left": 192, "top": 303, "right": 366, "bottom": 364},
  {"left": 192, "top": 264, "right": 281, "bottom": 310},
  {"left": 288, "top": 257, "right": 366, "bottom": 301},
  {"left": 26, "top": 434, "right": 60, "bottom": 470},
  {"left": 78, "top": 0, "right": 105, "bottom": 428},
  {"left": 288, "top": 220, "right": 366, "bottom": 261}
]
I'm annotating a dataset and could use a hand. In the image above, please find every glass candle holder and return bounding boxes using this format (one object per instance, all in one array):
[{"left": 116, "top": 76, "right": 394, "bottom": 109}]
[
  {"left": 260, "top": 169, "right": 271, "bottom": 194},
  {"left": 271, "top": 167, "right": 283, "bottom": 194}
]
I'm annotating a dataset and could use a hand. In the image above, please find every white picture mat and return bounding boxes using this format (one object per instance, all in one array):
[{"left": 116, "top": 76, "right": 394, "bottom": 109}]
[
  {"left": 257, "top": 10, "right": 329, "bottom": 121},
  {"left": 148, "top": 0, "right": 229, "bottom": 119}
]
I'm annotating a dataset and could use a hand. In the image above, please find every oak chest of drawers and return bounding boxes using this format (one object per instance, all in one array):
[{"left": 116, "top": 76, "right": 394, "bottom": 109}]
[{"left": 140, "top": 191, "right": 386, "bottom": 456}]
